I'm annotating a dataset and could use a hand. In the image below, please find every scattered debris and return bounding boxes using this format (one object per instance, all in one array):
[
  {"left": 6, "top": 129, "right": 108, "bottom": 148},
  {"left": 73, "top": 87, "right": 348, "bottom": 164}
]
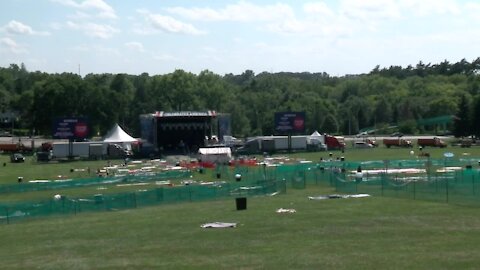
[
  {"left": 276, "top": 208, "right": 296, "bottom": 213},
  {"left": 116, "top": 182, "right": 149, "bottom": 187},
  {"left": 308, "top": 194, "right": 370, "bottom": 200},
  {"left": 200, "top": 222, "right": 237, "bottom": 228}
]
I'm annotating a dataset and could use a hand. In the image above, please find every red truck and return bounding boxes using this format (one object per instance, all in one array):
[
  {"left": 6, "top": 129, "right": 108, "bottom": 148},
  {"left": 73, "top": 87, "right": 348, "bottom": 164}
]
[
  {"left": 383, "top": 138, "right": 412, "bottom": 148},
  {"left": 417, "top": 137, "right": 447, "bottom": 148},
  {"left": 0, "top": 143, "right": 32, "bottom": 153},
  {"left": 325, "top": 134, "right": 346, "bottom": 150}
]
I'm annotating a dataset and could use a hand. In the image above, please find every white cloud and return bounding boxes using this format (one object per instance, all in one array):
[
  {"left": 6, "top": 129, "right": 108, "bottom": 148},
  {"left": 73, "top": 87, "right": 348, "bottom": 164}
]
[
  {"left": 266, "top": 19, "right": 306, "bottom": 34},
  {"left": 125, "top": 41, "right": 144, "bottom": 52},
  {"left": 265, "top": 3, "right": 351, "bottom": 37},
  {"left": 67, "top": 21, "right": 119, "bottom": 39},
  {"left": 153, "top": 53, "right": 180, "bottom": 62},
  {"left": 146, "top": 13, "right": 205, "bottom": 35},
  {"left": 167, "top": 1, "right": 295, "bottom": 22},
  {"left": 399, "top": 0, "right": 461, "bottom": 17},
  {"left": 463, "top": 2, "right": 480, "bottom": 21},
  {"left": 70, "top": 44, "right": 120, "bottom": 56},
  {"left": 164, "top": 2, "right": 351, "bottom": 38},
  {"left": 303, "top": 2, "right": 335, "bottom": 17},
  {"left": 5, "top": 20, "right": 33, "bottom": 35},
  {"left": 0, "top": 37, "right": 27, "bottom": 54},
  {"left": 3, "top": 20, "right": 50, "bottom": 36},
  {"left": 68, "top": 11, "right": 92, "bottom": 20},
  {"left": 51, "top": 0, "right": 117, "bottom": 19},
  {"left": 339, "top": 0, "right": 402, "bottom": 21}
]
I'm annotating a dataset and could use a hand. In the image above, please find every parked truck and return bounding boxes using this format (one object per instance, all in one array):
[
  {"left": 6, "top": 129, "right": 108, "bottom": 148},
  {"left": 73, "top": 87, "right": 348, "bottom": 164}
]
[
  {"left": 324, "top": 134, "right": 346, "bottom": 150},
  {"left": 383, "top": 138, "right": 412, "bottom": 148},
  {"left": 0, "top": 143, "right": 32, "bottom": 153},
  {"left": 52, "top": 142, "right": 92, "bottom": 159},
  {"left": 52, "top": 142, "right": 130, "bottom": 159},
  {"left": 417, "top": 137, "right": 447, "bottom": 148}
]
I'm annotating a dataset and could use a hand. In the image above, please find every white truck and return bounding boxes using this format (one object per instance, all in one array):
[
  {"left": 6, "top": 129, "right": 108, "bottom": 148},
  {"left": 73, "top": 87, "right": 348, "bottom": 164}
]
[{"left": 52, "top": 142, "right": 93, "bottom": 159}]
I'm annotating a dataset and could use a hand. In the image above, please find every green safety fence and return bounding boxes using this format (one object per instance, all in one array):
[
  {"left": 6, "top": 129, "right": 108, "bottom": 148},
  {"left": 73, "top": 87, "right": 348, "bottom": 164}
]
[
  {"left": 0, "top": 178, "right": 287, "bottom": 224},
  {"left": 3, "top": 157, "right": 480, "bottom": 224},
  {"left": 328, "top": 163, "right": 480, "bottom": 206},
  {"left": 0, "top": 170, "right": 192, "bottom": 194}
]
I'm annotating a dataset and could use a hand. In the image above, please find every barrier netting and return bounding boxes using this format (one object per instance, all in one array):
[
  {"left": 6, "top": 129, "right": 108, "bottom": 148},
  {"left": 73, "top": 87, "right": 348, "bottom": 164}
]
[
  {"left": 0, "top": 170, "right": 193, "bottom": 194},
  {"left": 2, "top": 157, "right": 480, "bottom": 224},
  {"left": 0, "top": 166, "right": 288, "bottom": 224}
]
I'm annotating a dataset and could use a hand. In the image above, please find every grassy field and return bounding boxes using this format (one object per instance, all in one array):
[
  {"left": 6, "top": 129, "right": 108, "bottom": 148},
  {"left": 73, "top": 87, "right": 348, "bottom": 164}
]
[
  {"left": 2, "top": 145, "right": 480, "bottom": 183},
  {"left": 2, "top": 185, "right": 480, "bottom": 269},
  {"left": 1, "top": 146, "right": 480, "bottom": 269}
]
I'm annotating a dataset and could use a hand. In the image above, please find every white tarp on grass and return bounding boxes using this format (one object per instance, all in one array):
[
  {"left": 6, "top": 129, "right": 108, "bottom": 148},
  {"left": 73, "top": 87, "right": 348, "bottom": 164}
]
[
  {"left": 201, "top": 222, "right": 237, "bottom": 228},
  {"left": 308, "top": 194, "right": 371, "bottom": 200}
]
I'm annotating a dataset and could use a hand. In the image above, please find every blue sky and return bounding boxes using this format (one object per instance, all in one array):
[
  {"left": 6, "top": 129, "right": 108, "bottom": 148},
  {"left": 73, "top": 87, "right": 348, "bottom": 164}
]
[{"left": 1, "top": 0, "right": 479, "bottom": 76}]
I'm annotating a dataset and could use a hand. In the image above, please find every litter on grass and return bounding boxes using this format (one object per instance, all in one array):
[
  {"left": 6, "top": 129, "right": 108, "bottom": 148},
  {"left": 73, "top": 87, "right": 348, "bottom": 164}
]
[
  {"left": 308, "top": 194, "right": 370, "bottom": 200},
  {"left": 268, "top": 191, "right": 281, "bottom": 197},
  {"left": 276, "top": 208, "right": 296, "bottom": 214},
  {"left": 201, "top": 222, "right": 237, "bottom": 228}
]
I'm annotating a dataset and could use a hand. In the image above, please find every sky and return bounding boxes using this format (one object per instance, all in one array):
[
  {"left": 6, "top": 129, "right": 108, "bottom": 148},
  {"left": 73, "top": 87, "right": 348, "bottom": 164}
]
[{"left": 1, "top": 0, "right": 479, "bottom": 76}]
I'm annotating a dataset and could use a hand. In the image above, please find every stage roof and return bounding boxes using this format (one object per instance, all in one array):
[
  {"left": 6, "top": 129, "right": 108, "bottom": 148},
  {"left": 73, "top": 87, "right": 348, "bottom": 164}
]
[{"left": 152, "top": 111, "right": 216, "bottom": 118}]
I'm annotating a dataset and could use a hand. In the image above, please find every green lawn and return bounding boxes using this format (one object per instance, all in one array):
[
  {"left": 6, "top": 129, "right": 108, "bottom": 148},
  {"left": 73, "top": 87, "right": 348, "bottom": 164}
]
[
  {"left": 1, "top": 147, "right": 480, "bottom": 269},
  {"left": 1, "top": 185, "right": 480, "bottom": 269}
]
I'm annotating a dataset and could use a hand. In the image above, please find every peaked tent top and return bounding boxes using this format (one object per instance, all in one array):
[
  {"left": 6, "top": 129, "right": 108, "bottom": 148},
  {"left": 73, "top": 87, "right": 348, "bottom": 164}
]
[
  {"left": 311, "top": 131, "right": 322, "bottom": 137},
  {"left": 103, "top": 124, "right": 137, "bottom": 143}
]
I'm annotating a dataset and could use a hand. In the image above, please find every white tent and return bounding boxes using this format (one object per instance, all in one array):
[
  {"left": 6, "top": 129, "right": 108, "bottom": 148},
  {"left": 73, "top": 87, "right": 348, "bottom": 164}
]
[
  {"left": 310, "top": 131, "right": 322, "bottom": 138},
  {"left": 308, "top": 131, "right": 324, "bottom": 145},
  {"left": 198, "top": 147, "right": 232, "bottom": 163},
  {"left": 103, "top": 124, "right": 137, "bottom": 143}
]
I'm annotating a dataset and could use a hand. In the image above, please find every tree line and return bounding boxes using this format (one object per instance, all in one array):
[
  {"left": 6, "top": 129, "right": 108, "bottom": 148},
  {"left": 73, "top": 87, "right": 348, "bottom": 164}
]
[{"left": 1, "top": 58, "right": 480, "bottom": 138}]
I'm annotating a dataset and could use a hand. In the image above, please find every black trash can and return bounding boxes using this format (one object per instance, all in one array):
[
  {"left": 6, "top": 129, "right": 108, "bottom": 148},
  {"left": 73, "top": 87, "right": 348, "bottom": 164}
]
[{"left": 235, "top": 197, "right": 247, "bottom": 210}]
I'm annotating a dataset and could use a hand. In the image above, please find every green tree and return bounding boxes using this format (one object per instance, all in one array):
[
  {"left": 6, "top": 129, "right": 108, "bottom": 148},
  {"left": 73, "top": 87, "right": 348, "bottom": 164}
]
[
  {"left": 453, "top": 94, "right": 471, "bottom": 137},
  {"left": 164, "top": 70, "right": 198, "bottom": 111},
  {"left": 373, "top": 97, "right": 392, "bottom": 124},
  {"left": 471, "top": 95, "right": 480, "bottom": 137}
]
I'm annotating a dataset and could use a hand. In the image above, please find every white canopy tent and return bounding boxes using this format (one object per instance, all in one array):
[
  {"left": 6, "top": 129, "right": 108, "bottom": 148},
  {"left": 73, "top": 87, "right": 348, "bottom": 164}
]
[
  {"left": 103, "top": 124, "right": 138, "bottom": 150},
  {"left": 308, "top": 131, "right": 324, "bottom": 145},
  {"left": 310, "top": 131, "right": 322, "bottom": 139}
]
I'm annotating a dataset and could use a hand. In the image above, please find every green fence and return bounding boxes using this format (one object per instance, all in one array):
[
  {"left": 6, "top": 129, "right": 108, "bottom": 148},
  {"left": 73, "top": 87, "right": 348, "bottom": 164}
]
[
  {"left": 0, "top": 170, "right": 192, "bottom": 194},
  {"left": 0, "top": 178, "right": 286, "bottom": 224},
  {"left": 318, "top": 158, "right": 480, "bottom": 206},
  {"left": 3, "top": 157, "right": 480, "bottom": 224},
  {"left": 331, "top": 168, "right": 480, "bottom": 205}
]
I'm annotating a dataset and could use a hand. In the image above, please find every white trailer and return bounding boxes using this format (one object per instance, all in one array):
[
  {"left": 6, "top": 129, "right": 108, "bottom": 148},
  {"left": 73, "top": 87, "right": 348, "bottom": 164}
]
[
  {"left": 52, "top": 142, "right": 108, "bottom": 159},
  {"left": 238, "top": 135, "right": 313, "bottom": 154},
  {"left": 52, "top": 142, "right": 69, "bottom": 159},
  {"left": 290, "top": 136, "right": 308, "bottom": 149},
  {"left": 272, "top": 136, "right": 289, "bottom": 150}
]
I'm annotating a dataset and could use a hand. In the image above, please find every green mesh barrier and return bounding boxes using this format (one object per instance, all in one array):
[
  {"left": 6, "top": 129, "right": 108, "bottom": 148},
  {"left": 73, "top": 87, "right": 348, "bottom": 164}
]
[
  {"left": 2, "top": 157, "right": 480, "bottom": 224},
  {"left": 0, "top": 178, "right": 286, "bottom": 224},
  {"left": 0, "top": 170, "right": 192, "bottom": 194}
]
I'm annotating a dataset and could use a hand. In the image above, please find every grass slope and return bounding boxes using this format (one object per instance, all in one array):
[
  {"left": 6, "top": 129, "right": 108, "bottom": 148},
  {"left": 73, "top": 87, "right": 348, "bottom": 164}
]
[
  {"left": 2, "top": 185, "right": 480, "bottom": 269},
  {"left": 2, "top": 147, "right": 480, "bottom": 269},
  {"left": 2, "top": 145, "right": 480, "bottom": 184}
]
